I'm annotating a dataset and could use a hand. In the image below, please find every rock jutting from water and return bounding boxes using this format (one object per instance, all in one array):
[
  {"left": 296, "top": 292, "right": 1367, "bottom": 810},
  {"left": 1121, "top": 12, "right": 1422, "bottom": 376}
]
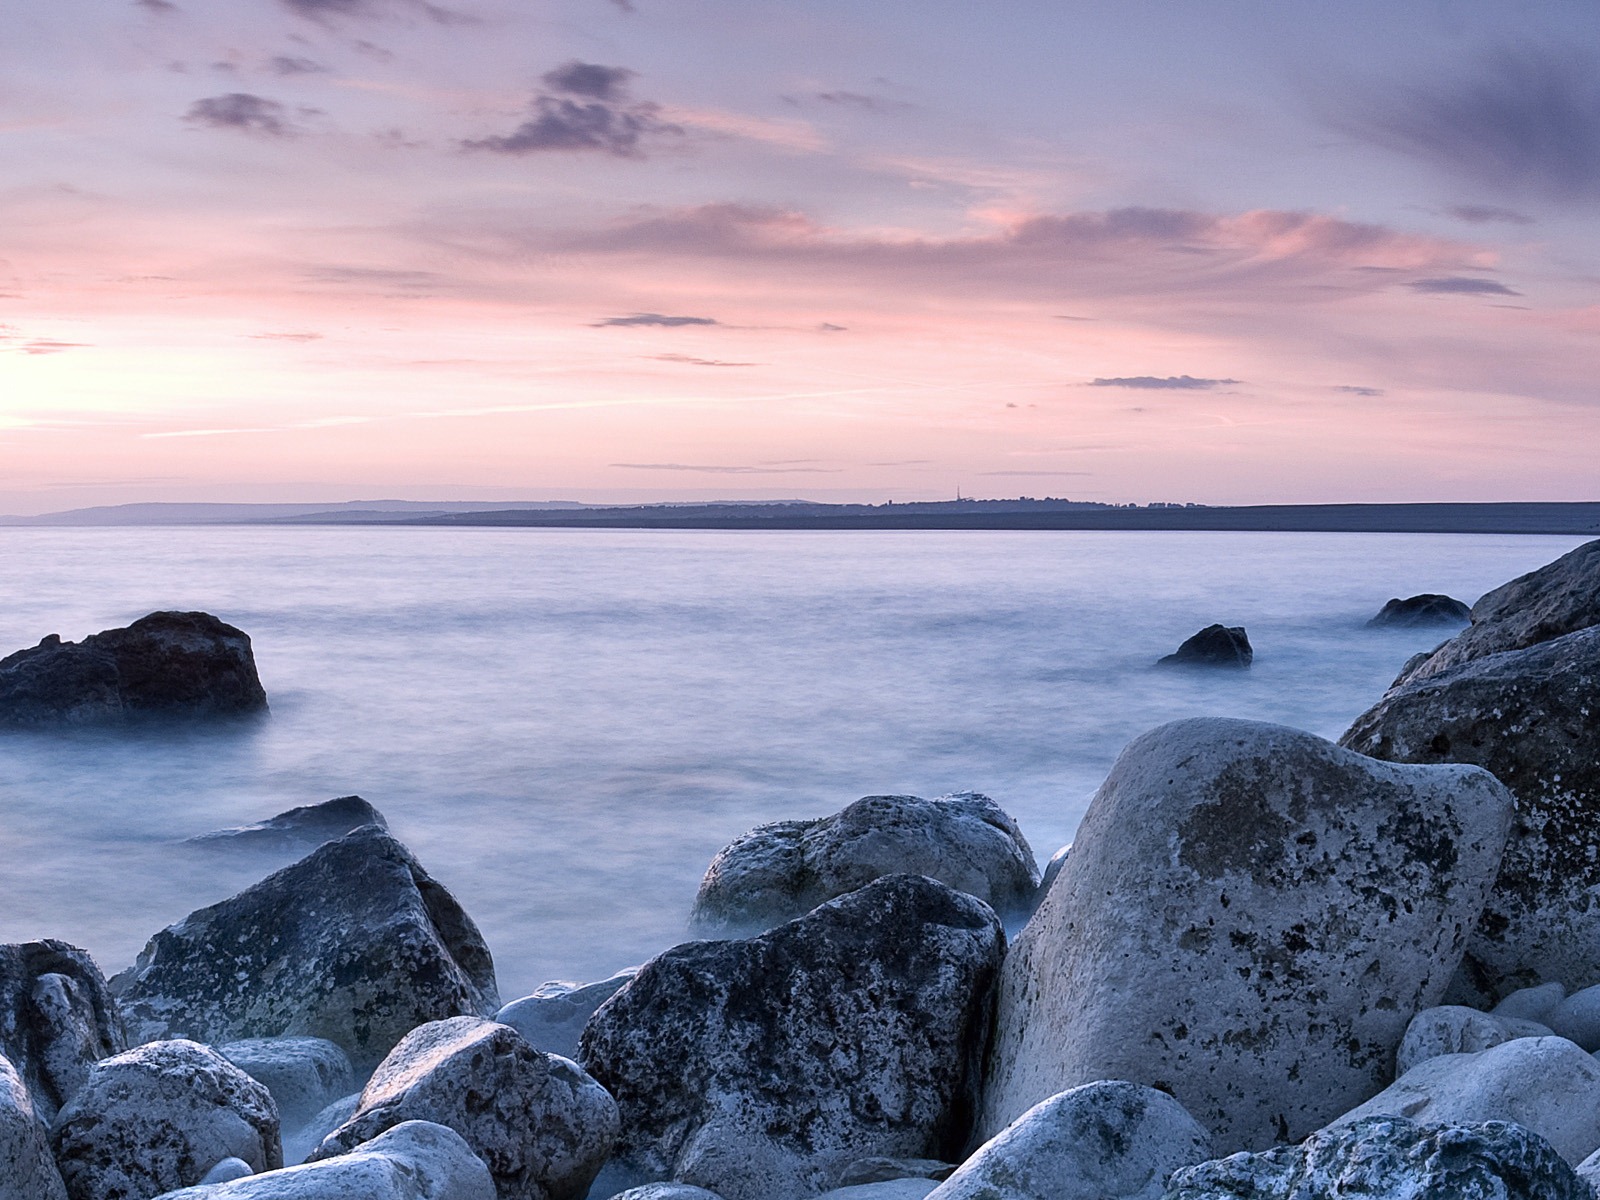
[
  {"left": 187, "top": 796, "right": 388, "bottom": 853},
  {"left": 1366, "top": 593, "right": 1472, "bottom": 628},
  {"left": 1155, "top": 624, "right": 1252, "bottom": 669}
]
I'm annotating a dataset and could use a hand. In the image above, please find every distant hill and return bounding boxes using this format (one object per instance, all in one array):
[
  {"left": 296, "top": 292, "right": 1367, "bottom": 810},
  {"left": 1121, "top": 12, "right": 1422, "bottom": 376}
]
[{"left": 0, "top": 500, "right": 592, "bottom": 526}]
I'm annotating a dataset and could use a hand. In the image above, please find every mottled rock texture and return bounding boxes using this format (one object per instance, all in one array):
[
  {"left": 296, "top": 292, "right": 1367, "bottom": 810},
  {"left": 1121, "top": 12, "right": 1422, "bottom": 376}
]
[
  {"left": 1156, "top": 625, "right": 1251, "bottom": 669},
  {"left": 113, "top": 827, "right": 499, "bottom": 1073},
  {"left": 0, "top": 611, "right": 267, "bottom": 725},
  {"left": 0, "top": 1052, "right": 67, "bottom": 1200},
  {"left": 220, "top": 1038, "right": 354, "bottom": 1132},
  {"left": 52, "top": 1039, "right": 282, "bottom": 1200},
  {"left": 189, "top": 797, "right": 387, "bottom": 853},
  {"left": 928, "top": 1081, "right": 1212, "bottom": 1200},
  {"left": 691, "top": 792, "right": 1038, "bottom": 935},
  {"left": 1164, "top": 1116, "right": 1587, "bottom": 1200},
  {"left": 980, "top": 718, "right": 1514, "bottom": 1152},
  {"left": 496, "top": 971, "right": 636, "bottom": 1060},
  {"left": 1395, "top": 1006, "right": 1550, "bottom": 1077},
  {"left": 1367, "top": 594, "right": 1472, "bottom": 628},
  {"left": 0, "top": 939, "right": 125, "bottom": 1123},
  {"left": 313, "top": 1017, "right": 616, "bottom": 1200},
  {"left": 580, "top": 874, "right": 1005, "bottom": 1200}
]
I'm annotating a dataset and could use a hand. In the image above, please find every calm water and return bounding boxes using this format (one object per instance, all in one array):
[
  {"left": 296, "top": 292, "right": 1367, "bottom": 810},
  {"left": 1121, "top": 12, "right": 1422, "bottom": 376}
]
[{"left": 0, "top": 528, "right": 1584, "bottom": 999}]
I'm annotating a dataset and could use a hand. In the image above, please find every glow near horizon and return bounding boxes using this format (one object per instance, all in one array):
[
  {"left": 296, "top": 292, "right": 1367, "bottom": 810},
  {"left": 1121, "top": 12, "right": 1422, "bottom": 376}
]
[{"left": 2, "top": 1, "right": 1598, "bottom": 514}]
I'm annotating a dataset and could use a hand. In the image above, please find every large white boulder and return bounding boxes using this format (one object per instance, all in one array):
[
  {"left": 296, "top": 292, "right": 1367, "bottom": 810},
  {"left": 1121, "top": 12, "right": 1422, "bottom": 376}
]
[
  {"left": 0, "top": 1052, "right": 67, "bottom": 1200},
  {"left": 980, "top": 718, "right": 1515, "bottom": 1152}
]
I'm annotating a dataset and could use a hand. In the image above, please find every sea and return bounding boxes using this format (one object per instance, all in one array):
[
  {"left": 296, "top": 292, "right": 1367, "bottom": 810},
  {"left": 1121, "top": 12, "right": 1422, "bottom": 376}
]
[{"left": 0, "top": 527, "right": 1585, "bottom": 1000}]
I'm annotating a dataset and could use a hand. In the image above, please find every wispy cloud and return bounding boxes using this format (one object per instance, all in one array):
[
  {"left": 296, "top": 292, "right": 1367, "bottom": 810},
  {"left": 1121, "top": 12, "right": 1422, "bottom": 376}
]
[
  {"left": 595, "top": 313, "right": 718, "bottom": 327},
  {"left": 464, "top": 62, "right": 680, "bottom": 157},
  {"left": 1335, "top": 385, "right": 1386, "bottom": 397},
  {"left": 980, "top": 470, "right": 1093, "bottom": 476},
  {"left": 1089, "top": 375, "right": 1238, "bottom": 390},
  {"left": 12, "top": 339, "right": 91, "bottom": 355},
  {"left": 1445, "top": 204, "right": 1535, "bottom": 225},
  {"left": 185, "top": 93, "right": 299, "bottom": 137},
  {"left": 1408, "top": 276, "right": 1520, "bottom": 295},
  {"left": 279, "top": 0, "right": 473, "bottom": 25},
  {"left": 611, "top": 462, "right": 840, "bottom": 474},
  {"left": 650, "top": 353, "right": 758, "bottom": 366},
  {"left": 135, "top": 0, "right": 180, "bottom": 13},
  {"left": 269, "top": 55, "right": 330, "bottom": 76},
  {"left": 248, "top": 331, "right": 324, "bottom": 341}
]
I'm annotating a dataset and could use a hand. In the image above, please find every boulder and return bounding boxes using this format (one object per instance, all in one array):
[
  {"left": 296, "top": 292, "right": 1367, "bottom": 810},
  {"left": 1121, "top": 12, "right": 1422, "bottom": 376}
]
[
  {"left": 1367, "top": 594, "right": 1472, "bottom": 628},
  {"left": 979, "top": 718, "right": 1515, "bottom": 1152},
  {"left": 52, "top": 1039, "right": 282, "bottom": 1200},
  {"left": 150, "top": 1120, "right": 495, "bottom": 1200},
  {"left": 1036, "top": 845, "right": 1070, "bottom": 900},
  {"left": 929, "top": 1081, "right": 1212, "bottom": 1200},
  {"left": 0, "top": 939, "right": 125, "bottom": 1122},
  {"left": 1341, "top": 625, "right": 1600, "bottom": 1002},
  {"left": 0, "top": 611, "right": 267, "bottom": 725},
  {"left": 200, "top": 1159, "right": 255, "bottom": 1185},
  {"left": 0, "top": 1052, "right": 67, "bottom": 1200},
  {"left": 1493, "top": 982, "right": 1566, "bottom": 1024},
  {"left": 580, "top": 875, "right": 1005, "bottom": 1200},
  {"left": 189, "top": 797, "right": 388, "bottom": 852},
  {"left": 609, "top": 1188, "right": 725, "bottom": 1200},
  {"left": 690, "top": 793, "right": 1038, "bottom": 935},
  {"left": 817, "top": 1183, "right": 939, "bottom": 1200},
  {"left": 1156, "top": 625, "right": 1251, "bottom": 669},
  {"left": 1164, "top": 1116, "right": 1587, "bottom": 1200},
  {"left": 221, "top": 1038, "right": 354, "bottom": 1131},
  {"left": 1547, "top": 985, "right": 1600, "bottom": 1052},
  {"left": 837, "top": 1160, "right": 955, "bottom": 1187},
  {"left": 495, "top": 971, "right": 637, "bottom": 1060},
  {"left": 112, "top": 826, "right": 499, "bottom": 1073},
  {"left": 1327, "top": 1037, "right": 1600, "bottom": 1165},
  {"left": 312, "top": 1018, "right": 616, "bottom": 1200},
  {"left": 1395, "top": 1006, "right": 1551, "bottom": 1076}
]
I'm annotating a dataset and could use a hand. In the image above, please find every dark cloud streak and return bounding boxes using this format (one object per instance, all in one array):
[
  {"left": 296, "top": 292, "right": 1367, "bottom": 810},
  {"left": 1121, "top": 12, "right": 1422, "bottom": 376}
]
[
  {"left": 184, "top": 93, "right": 299, "bottom": 137},
  {"left": 1408, "top": 276, "right": 1520, "bottom": 295},
  {"left": 595, "top": 313, "right": 718, "bottom": 327},
  {"left": 1089, "top": 375, "right": 1238, "bottom": 390}
]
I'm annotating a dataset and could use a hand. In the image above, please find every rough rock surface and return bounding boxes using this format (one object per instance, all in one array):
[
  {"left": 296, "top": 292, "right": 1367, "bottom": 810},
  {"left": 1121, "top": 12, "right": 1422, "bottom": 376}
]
[
  {"left": 980, "top": 718, "right": 1515, "bottom": 1152},
  {"left": 1156, "top": 625, "right": 1251, "bottom": 669},
  {"left": 312, "top": 1017, "right": 616, "bottom": 1200},
  {"left": 112, "top": 827, "right": 499, "bottom": 1072},
  {"left": 0, "top": 611, "right": 268, "bottom": 725},
  {"left": 580, "top": 875, "right": 1005, "bottom": 1200},
  {"left": 1164, "top": 1116, "right": 1587, "bottom": 1200},
  {"left": 1341, "top": 625, "right": 1600, "bottom": 1002},
  {"left": 221, "top": 1038, "right": 354, "bottom": 1132},
  {"left": 1326, "top": 1036, "right": 1600, "bottom": 1166},
  {"left": 152, "top": 1121, "right": 496, "bottom": 1200},
  {"left": 609, "top": 1188, "right": 725, "bottom": 1200},
  {"left": 0, "top": 1052, "right": 67, "bottom": 1200},
  {"left": 189, "top": 797, "right": 387, "bottom": 852},
  {"left": 1395, "top": 1006, "right": 1551, "bottom": 1076},
  {"left": 1367, "top": 594, "right": 1472, "bottom": 628},
  {"left": 0, "top": 939, "right": 125, "bottom": 1122},
  {"left": 495, "top": 971, "right": 636, "bottom": 1060},
  {"left": 929, "top": 1081, "right": 1212, "bottom": 1200},
  {"left": 52, "top": 1039, "right": 282, "bottom": 1200},
  {"left": 691, "top": 793, "right": 1038, "bottom": 934}
]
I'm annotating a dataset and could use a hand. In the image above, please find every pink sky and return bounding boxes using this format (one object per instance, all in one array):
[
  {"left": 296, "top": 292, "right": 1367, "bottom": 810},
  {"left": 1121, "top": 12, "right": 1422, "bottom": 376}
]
[{"left": 3, "top": 1, "right": 1598, "bottom": 512}]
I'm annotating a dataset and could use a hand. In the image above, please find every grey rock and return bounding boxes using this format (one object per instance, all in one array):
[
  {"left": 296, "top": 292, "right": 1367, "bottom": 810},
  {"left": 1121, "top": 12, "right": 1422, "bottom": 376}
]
[
  {"left": 1494, "top": 982, "right": 1567, "bottom": 1024},
  {"left": 313, "top": 1017, "right": 617, "bottom": 1200},
  {"left": 1396, "top": 1006, "right": 1552, "bottom": 1076},
  {"left": 189, "top": 797, "right": 387, "bottom": 853},
  {"left": 580, "top": 875, "right": 1005, "bottom": 1200},
  {"left": 980, "top": 718, "right": 1515, "bottom": 1152},
  {"left": 0, "top": 939, "right": 125, "bottom": 1123},
  {"left": 1327, "top": 1037, "right": 1600, "bottom": 1166},
  {"left": 608, "top": 1187, "right": 725, "bottom": 1200},
  {"left": 52, "top": 1038, "right": 282, "bottom": 1200},
  {"left": 0, "top": 611, "right": 268, "bottom": 725},
  {"left": 151, "top": 1120, "right": 495, "bottom": 1200},
  {"left": 221, "top": 1038, "right": 355, "bottom": 1132},
  {"left": 496, "top": 971, "right": 637, "bottom": 1060},
  {"left": 1036, "top": 845, "right": 1070, "bottom": 902},
  {"left": 200, "top": 1159, "right": 255, "bottom": 1185},
  {"left": 112, "top": 826, "right": 499, "bottom": 1073},
  {"left": 1548, "top": 985, "right": 1600, "bottom": 1052},
  {"left": 1367, "top": 594, "right": 1473, "bottom": 628},
  {"left": 837, "top": 1159, "right": 955, "bottom": 1187},
  {"left": 0, "top": 1052, "right": 67, "bottom": 1200},
  {"left": 817, "top": 1183, "right": 937, "bottom": 1200},
  {"left": 1156, "top": 625, "right": 1251, "bottom": 669},
  {"left": 1341, "top": 625, "right": 1600, "bottom": 1003},
  {"left": 1164, "top": 1116, "right": 1587, "bottom": 1200},
  {"left": 284, "top": 1094, "right": 359, "bottom": 1167},
  {"left": 690, "top": 792, "right": 1038, "bottom": 935},
  {"left": 931, "top": 1081, "right": 1212, "bottom": 1200}
]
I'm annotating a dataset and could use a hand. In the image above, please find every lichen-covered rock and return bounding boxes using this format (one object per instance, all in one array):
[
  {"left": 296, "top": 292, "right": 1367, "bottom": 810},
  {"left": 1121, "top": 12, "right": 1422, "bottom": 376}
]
[
  {"left": 188, "top": 797, "right": 387, "bottom": 853},
  {"left": 0, "top": 611, "right": 267, "bottom": 725},
  {"left": 1164, "top": 1116, "right": 1587, "bottom": 1200},
  {"left": 1156, "top": 625, "right": 1251, "bottom": 669},
  {"left": 1395, "top": 1006, "right": 1551, "bottom": 1076},
  {"left": 221, "top": 1038, "right": 354, "bottom": 1132},
  {"left": 929, "top": 1081, "right": 1212, "bottom": 1200},
  {"left": 0, "top": 1052, "right": 67, "bottom": 1200},
  {"left": 112, "top": 827, "right": 499, "bottom": 1073},
  {"left": 151, "top": 1120, "right": 495, "bottom": 1200},
  {"left": 1326, "top": 1036, "right": 1600, "bottom": 1166},
  {"left": 1367, "top": 594, "right": 1473, "bottom": 628},
  {"left": 0, "top": 939, "right": 125, "bottom": 1122},
  {"left": 690, "top": 793, "right": 1038, "bottom": 935},
  {"left": 52, "top": 1039, "right": 282, "bottom": 1200},
  {"left": 980, "top": 718, "right": 1514, "bottom": 1152},
  {"left": 312, "top": 1018, "right": 616, "bottom": 1200},
  {"left": 1341, "top": 625, "right": 1600, "bottom": 1003},
  {"left": 495, "top": 971, "right": 637, "bottom": 1060},
  {"left": 580, "top": 875, "right": 1005, "bottom": 1200}
]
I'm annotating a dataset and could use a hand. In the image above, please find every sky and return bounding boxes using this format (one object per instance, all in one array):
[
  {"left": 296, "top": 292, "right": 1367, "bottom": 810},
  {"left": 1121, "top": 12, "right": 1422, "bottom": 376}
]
[{"left": 2, "top": 0, "right": 1598, "bottom": 512}]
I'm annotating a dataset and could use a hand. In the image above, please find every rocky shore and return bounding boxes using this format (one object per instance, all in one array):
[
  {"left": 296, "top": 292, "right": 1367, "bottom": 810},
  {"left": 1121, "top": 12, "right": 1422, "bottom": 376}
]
[{"left": 2, "top": 538, "right": 1599, "bottom": 1199}]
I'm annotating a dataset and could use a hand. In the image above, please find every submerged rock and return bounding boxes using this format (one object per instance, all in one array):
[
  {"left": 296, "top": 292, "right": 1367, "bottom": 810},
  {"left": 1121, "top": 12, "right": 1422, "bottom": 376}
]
[
  {"left": 690, "top": 792, "right": 1039, "bottom": 935},
  {"left": 0, "top": 939, "right": 125, "bottom": 1123},
  {"left": 0, "top": 1053, "right": 67, "bottom": 1200},
  {"left": 113, "top": 826, "right": 499, "bottom": 1073},
  {"left": 496, "top": 970, "right": 637, "bottom": 1060},
  {"left": 1156, "top": 625, "right": 1251, "bottom": 669},
  {"left": 188, "top": 797, "right": 387, "bottom": 852},
  {"left": 0, "top": 611, "right": 267, "bottom": 725},
  {"left": 580, "top": 874, "right": 1005, "bottom": 1200},
  {"left": 979, "top": 718, "right": 1514, "bottom": 1152},
  {"left": 1367, "top": 594, "right": 1473, "bottom": 628}
]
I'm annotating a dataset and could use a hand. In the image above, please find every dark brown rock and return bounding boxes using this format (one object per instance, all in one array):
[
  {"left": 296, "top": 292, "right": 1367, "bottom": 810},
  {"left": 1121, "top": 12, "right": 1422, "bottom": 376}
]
[{"left": 1157, "top": 625, "right": 1252, "bottom": 669}]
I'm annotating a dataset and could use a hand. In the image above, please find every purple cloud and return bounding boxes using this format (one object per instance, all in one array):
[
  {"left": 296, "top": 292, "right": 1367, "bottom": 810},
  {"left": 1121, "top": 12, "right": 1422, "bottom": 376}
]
[
  {"left": 1090, "top": 375, "right": 1239, "bottom": 390},
  {"left": 595, "top": 313, "right": 717, "bottom": 327},
  {"left": 185, "top": 93, "right": 298, "bottom": 137},
  {"left": 1445, "top": 204, "right": 1536, "bottom": 225},
  {"left": 1408, "top": 276, "right": 1521, "bottom": 295},
  {"left": 542, "top": 62, "right": 635, "bottom": 103}
]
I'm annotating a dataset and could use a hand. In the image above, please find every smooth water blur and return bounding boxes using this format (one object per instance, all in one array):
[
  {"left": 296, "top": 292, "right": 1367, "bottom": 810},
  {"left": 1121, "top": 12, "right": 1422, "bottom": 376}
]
[{"left": 0, "top": 528, "right": 1585, "bottom": 998}]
